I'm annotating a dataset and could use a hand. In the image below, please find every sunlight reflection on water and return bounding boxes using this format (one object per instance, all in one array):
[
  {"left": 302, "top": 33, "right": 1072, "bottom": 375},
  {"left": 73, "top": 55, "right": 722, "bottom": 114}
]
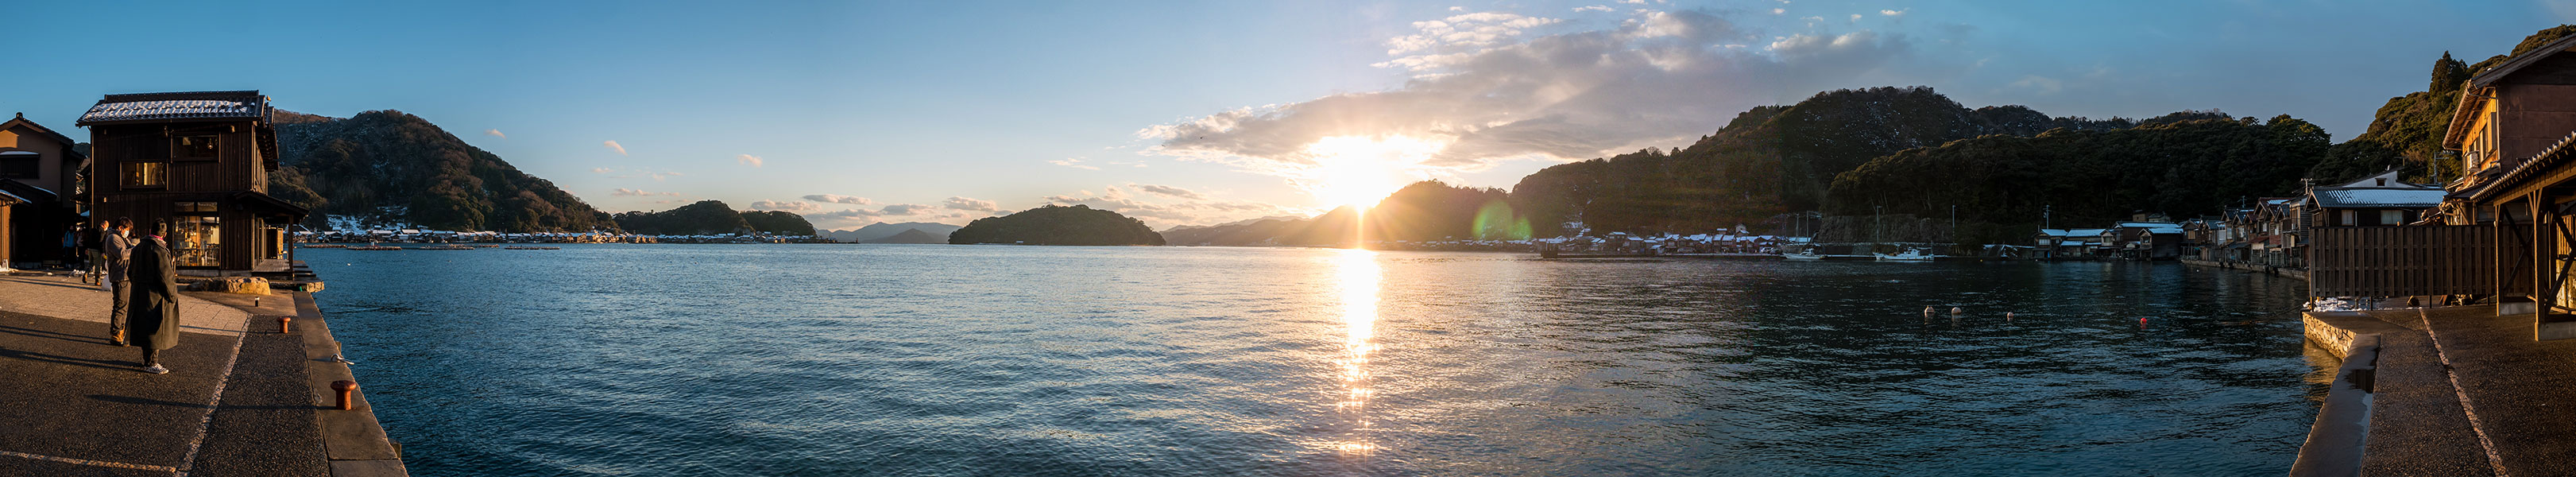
[{"left": 1333, "top": 248, "right": 1382, "bottom": 459}]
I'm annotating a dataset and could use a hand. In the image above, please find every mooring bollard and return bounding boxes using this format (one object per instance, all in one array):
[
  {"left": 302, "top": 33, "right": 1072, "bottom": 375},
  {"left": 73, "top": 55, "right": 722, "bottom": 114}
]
[
  {"left": 332, "top": 380, "right": 358, "bottom": 410},
  {"left": 280, "top": 316, "right": 292, "bottom": 334}
]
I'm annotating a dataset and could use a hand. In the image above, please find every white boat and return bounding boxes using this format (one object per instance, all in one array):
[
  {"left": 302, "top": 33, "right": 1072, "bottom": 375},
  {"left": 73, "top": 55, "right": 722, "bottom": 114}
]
[
  {"left": 1783, "top": 250, "right": 1825, "bottom": 261},
  {"left": 1874, "top": 248, "right": 1935, "bottom": 262}
]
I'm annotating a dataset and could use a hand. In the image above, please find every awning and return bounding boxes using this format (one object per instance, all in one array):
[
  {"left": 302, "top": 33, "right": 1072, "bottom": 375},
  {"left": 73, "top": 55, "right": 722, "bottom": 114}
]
[
  {"left": 0, "top": 178, "right": 58, "bottom": 204},
  {"left": 230, "top": 191, "right": 309, "bottom": 217}
]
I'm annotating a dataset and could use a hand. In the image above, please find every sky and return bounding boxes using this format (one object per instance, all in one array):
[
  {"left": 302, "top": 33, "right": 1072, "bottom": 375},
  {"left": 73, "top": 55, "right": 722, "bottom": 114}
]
[{"left": 3, "top": 1, "right": 2570, "bottom": 231}]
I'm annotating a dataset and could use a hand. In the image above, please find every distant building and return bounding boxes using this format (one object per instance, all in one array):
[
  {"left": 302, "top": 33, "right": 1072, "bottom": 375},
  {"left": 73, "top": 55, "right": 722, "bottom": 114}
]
[
  {"left": 79, "top": 91, "right": 306, "bottom": 273},
  {"left": 2308, "top": 170, "right": 2444, "bottom": 227},
  {"left": 0, "top": 114, "right": 86, "bottom": 270}
]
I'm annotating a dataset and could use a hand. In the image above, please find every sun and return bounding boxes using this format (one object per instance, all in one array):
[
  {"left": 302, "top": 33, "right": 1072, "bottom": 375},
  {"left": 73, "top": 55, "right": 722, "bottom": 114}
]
[{"left": 1302, "top": 134, "right": 1444, "bottom": 211}]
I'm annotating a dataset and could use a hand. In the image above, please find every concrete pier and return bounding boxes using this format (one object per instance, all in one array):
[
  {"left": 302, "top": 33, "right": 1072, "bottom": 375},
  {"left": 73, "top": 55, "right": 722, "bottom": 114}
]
[
  {"left": 0, "top": 274, "right": 404, "bottom": 475},
  {"left": 2297, "top": 305, "right": 2576, "bottom": 476}
]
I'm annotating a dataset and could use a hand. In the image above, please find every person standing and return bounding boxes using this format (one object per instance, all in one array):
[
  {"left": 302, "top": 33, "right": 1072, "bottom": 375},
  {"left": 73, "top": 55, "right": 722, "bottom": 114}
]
[
  {"left": 102, "top": 218, "right": 134, "bottom": 345},
  {"left": 126, "top": 219, "right": 180, "bottom": 374},
  {"left": 61, "top": 223, "right": 81, "bottom": 273}
]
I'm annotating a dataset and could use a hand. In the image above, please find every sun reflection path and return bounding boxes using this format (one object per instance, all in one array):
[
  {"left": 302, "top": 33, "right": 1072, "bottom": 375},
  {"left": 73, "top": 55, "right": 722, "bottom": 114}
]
[{"left": 1332, "top": 248, "right": 1383, "bottom": 458}]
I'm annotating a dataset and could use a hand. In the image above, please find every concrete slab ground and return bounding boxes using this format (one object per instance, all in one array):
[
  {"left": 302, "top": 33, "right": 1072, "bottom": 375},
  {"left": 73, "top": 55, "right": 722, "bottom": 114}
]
[
  {"left": 2302, "top": 305, "right": 2576, "bottom": 477},
  {"left": 0, "top": 274, "right": 391, "bottom": 475}
]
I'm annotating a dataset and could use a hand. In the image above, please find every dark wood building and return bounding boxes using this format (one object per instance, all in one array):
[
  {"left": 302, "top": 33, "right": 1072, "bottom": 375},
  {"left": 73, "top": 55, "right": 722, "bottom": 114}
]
[{"left": 78, "top": 91, "right": 304, "bottom": 273}]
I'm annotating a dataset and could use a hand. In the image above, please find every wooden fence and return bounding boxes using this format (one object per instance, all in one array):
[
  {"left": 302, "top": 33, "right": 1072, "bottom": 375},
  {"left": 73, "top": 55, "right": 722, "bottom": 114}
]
[{"left": 2308, "top": 226, "right": 2503, "bottom": 297}]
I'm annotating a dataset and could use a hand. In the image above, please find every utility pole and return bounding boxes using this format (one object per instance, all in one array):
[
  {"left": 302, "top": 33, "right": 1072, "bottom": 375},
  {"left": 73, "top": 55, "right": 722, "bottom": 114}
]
[{"left": 1950, "top": 204, "right": 1957, "bottom": 243}]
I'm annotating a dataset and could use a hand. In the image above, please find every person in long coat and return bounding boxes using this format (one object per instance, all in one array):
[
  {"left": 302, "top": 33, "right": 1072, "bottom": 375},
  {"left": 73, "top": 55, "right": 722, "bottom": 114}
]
[{"left": 126, "top": 220, "right": 181, "bottom": 374}]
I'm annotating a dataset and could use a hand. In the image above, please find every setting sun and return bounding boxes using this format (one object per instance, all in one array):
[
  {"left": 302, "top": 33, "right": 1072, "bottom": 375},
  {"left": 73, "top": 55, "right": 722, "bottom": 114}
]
[{"left": 1301, "top": 135, "right": 1445, "bottom": 211}]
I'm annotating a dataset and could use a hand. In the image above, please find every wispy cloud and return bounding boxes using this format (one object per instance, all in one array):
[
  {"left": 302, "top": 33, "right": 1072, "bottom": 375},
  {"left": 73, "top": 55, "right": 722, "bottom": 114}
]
[
  {"left": 1131, "top": 184, "right": 1205, "bottom": 200},
  {"left": 590, "top": 167, "right": 613, "bottom": 173},
  {"left": 1144, "top": 9, "right": 1911, "bottom": 192},
  {"left": 737, "top": 154, "right": 764, "bottom": 167},
  {"left": 880, "top": 204, "right": 934, "bottom": 215},
  {"left": 1879, "top": 9, "right": 1906, "bottom": 17},
  {"left": 1050, "top": 157, "right": 1100, "bottom": 170},
  {"left": 942, "top": 196, "right": 999, "bottom": 211},
  {"left": 602, "top": 140, "right": 628, "bottom": 156},
  {"left": 802, "top": 194, "right": 873, "bottom": 204},
  {"left": 1574, "top": 5, "right": 1612, "bottom": 12},
  {"left": 612, "top": 188, "right": 679, "bottom": 196},
  {"left": 749, "top": 200, "right": 818, "bottom": 212},
  {"left": 1039, "top": 185, "right": 1295, "bottom": 228},
  {"left": 485, "top": 129, "right": 506, "bottom": 138}
]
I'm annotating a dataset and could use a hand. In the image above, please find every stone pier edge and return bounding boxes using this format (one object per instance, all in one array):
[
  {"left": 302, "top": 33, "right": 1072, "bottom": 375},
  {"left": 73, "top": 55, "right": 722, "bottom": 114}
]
[
  {"left": 2291, "top": 313, "right": 2376, "bottom": 476},
  {"left": 290, "top": 292, "right": 408, "bottom": 476}
]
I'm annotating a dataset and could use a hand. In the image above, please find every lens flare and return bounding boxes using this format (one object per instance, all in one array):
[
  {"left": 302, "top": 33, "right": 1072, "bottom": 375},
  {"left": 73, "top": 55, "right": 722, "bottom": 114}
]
[{"left": 1300, "top": 135, "right": 1445, "bottom": 211}]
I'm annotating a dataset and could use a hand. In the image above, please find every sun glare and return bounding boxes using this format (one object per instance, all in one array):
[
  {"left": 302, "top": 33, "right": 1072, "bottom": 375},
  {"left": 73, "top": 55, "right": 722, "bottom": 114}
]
[{"left": 1302, "top": 135, "right": 1445, "bottom": 211}]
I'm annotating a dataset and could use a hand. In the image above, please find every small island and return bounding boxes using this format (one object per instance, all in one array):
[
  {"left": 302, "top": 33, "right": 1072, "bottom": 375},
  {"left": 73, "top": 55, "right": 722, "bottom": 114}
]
[{"left": 949, "top": 204, "right": 1166, "bottom": 246}]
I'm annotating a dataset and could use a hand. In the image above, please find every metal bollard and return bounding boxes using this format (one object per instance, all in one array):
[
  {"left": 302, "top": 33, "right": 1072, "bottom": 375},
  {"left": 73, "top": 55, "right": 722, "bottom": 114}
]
[
  {"left": 280, "top": 316, "right": 292, "bottom": 334},
  {"left": 332, "top": 380, "right": 358, "bottom": 410}
]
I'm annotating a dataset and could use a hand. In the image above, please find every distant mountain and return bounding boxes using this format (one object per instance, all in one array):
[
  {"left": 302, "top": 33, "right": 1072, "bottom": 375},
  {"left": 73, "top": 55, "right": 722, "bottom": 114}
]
[
  {"left": 858, "top": 228, "right": 946, "bottom": 244},
  {"left": 613, "top": 200, "right": 751, "bottom": 235},
  {"left": 950, "top": 204, "right": 1164, "bottom": 246},
  {"left": 1159, "top": 180, "right": 1514, "bottom": 246},
  {"left": 740, "top": 210, "right": 818, "bottom": 236},
  {"left": 269, "top": 110, "right": 616, "bottom": 232},
  {"left": 821, "top": 222, "right": 961, "bottom": 242}
]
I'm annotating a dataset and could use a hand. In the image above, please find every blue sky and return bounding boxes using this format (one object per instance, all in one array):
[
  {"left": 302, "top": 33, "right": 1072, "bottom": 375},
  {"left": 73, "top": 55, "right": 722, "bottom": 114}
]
[{"left": 2, "top": 1, "right": 2565, "bottom": 230}]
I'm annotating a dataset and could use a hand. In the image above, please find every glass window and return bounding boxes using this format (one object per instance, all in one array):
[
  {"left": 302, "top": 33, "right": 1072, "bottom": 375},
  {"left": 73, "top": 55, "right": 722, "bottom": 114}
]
[
  {"left": 2381, "top": 210, "right": 2404, "bottom": 225},
  {"left": 172, "top": 206, "right": 220, "bottom": 267},
  {"left": 122, "top": 161, "right": 167, "bottom": 188},
  {"left": 2340, "top": 210, "right": 2357, "bottom": 227},
  {"left": 0, "top": 153, "right": 34, "bottom": 179},
  {"left": 175, "top": 134, "right": 218, "bottom": 160}
]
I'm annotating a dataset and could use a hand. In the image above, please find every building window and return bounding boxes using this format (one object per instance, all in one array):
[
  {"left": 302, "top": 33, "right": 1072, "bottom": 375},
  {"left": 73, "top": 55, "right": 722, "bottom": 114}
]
[
  {"left": 122, "top": 161, "right": 168, "bottom": 188},
  {"left": 174, "top": 202, "right": 220, "bottom": 267},
  {"left": 174, "top": 134, "right": 218, "bottom": 160},
  {"left": 2341, "top": 210, "right": 2358, "bottom": 227},
  {"left": 2381, "top": 210, "right": 2404, "bottom": 225},
  {"left": 0, "top": 152, "right": 35, "bottom": 179}
]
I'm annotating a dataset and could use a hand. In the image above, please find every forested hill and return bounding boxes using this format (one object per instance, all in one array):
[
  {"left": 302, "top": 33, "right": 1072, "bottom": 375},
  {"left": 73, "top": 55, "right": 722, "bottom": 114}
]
[
  {"left": 268, "top": 110, "right": 617, "bottom": 232},
  {"left": 1507, "top": 86, "right": 2229, "bottom": 237},
  {"left": 2310, "top": 25, "right": 2576, "bottom": 184}
]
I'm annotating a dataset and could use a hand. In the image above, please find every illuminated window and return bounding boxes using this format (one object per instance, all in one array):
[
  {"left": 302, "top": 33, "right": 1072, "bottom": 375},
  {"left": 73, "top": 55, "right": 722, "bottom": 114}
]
[
  {"left": 175, "top": 134, "right": 218, "bottom": 160},
  {"left": 173, "top": 202, "right": 220, "bottom": 267},
  {"left": 2382, "top": 210, "right": 2404, "bottom": 225},
  {"left": 122, "top": 161, "right": 167, "bottom": 188}
]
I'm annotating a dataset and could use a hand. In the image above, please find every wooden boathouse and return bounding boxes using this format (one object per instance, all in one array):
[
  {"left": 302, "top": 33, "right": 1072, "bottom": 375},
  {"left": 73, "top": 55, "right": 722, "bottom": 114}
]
[{"left": 78, "top": 91, "right": 305, "bottom": 274}]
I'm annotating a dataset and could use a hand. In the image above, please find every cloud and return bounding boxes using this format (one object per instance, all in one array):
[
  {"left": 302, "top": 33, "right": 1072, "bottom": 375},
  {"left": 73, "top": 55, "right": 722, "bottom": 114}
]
[
  {"left": 1848, "top": 13, "right": 1861, "bottom": 21},
  {"left": 879, "top": 204, "right": 934, "bottom": 215},
  {"left": 1131, "top": 184, "right": 1205, "bottom": 200},
  {"left": 1050, "top": 157, "right": 1100, "bottom": 170},
  {"left": 1772, "top": 8, "right": 1785, "bottom": 14},
  {"left": 1449, "top": 6, "right": 1464, "bottom": 11},
  {"left": 2011, "top": 75, "right": 2064, "bottom": 95},
  {"left": 737, "top": 154, "right": 764, "bottom": 167},
  {"left": 1382, "top": 11, "right": 1563, "bottom": 56},
  {"left": 1143, "top": 9, "right": 1912, "bottom": 192},
  {"left": 1879, "top": 9, "right": 1906, "bottom": 17},
  {"left": 802, "top": 194, "right": 874, "bottom": 204},
  {"left": 652, "top": 172, "right": 683, "bottom": 180},
  {"left": 590, "top": 167, "right": 613, "bottom": 173},
  {"left": 1574, "top": 5, "right": 1612, "bottom": 12},
  {"left": 612, "top": 188, "right": 679, "bottom": 196},
  {"left": 748, "top": 200, "right": 819, "bottom": 212},
  {"left": 942, "top": 196, "right": 999, "bottom": 211},
  {"left": 602, "top": 140, "right": 627, "bottom": 156},
  {"left": 485, "top": 129, "right": 506, "bottom": 138},
  {"left": 1619, "top": 0, "right": 1646, "bottom": 3}
]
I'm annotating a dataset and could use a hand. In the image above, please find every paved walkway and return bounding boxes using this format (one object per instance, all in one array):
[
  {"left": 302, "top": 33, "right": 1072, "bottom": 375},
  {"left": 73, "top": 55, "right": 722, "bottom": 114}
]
[
  {"left": 2310, "top": 305, "right": 2576, "bottom": 476},
  {"left": 0, "top": 273, "right": 328, "bottom": 476}
]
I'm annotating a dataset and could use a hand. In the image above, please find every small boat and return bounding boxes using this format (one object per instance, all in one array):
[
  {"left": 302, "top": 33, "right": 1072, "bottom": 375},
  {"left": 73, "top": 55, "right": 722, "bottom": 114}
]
[
  {"left": 1782, "top": 250, "right": 1824, "bottom": 261},
  {"left": 347, "top": 242, "right": 404, "bottom": 250},
  {"left": 1875, "top": 248, "right": 1935, "bottom": 262},
  {"left": 417, "top": 245, "right": 476, "bottom": 250},
  {"left": 301, "top": 244, "right": 348, "bottom": 249},
  {"left": 504, "top": 246, "right": 561, "bottom": 250}
]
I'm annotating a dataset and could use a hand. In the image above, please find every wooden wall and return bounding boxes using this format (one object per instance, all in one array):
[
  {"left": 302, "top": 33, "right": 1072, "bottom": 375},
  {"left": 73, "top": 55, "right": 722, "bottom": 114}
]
[{"left": 87, "top": 120, "right": 273, "bottom": 270}]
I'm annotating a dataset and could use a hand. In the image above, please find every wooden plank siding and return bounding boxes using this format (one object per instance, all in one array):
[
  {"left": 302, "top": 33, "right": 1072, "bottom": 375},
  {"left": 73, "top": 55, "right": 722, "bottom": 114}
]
[{"left": 2310, "top": 226, "right": 2507, "bottom": 297}]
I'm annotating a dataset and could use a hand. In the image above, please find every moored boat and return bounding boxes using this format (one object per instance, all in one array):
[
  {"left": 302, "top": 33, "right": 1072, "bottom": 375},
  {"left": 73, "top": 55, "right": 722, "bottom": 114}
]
[{"left": 1874, "top": 248, "right": 1935, "bottom": 262}]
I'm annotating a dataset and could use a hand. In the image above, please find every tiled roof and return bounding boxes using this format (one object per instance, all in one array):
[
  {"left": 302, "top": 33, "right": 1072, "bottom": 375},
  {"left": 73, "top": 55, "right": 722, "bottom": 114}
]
[{"left": 76, "top": 91, "right": 268, "bottom": 126}]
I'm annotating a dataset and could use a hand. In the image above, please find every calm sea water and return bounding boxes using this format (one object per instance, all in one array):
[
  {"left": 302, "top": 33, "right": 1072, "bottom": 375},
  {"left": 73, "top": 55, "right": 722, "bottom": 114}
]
[{"left": 305, "top": 245, "right": 2325, "bottom": 476}]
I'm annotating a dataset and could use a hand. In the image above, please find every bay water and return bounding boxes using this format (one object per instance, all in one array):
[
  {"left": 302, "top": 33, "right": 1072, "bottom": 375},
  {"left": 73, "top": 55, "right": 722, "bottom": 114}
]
[{"left": 305, "top": 245, "right": 2323, "bottom": 475}]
